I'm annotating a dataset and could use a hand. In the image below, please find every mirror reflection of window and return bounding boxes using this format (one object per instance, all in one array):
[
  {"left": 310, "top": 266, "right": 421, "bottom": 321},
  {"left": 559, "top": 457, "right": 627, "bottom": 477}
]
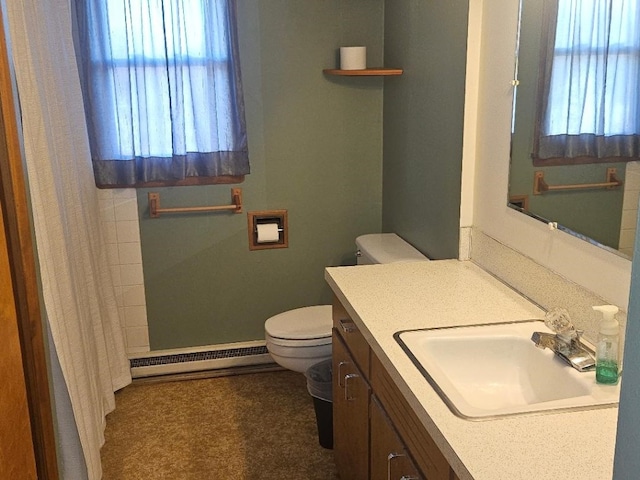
[
  {"left": 508, "top": 0, "right": 639, "bottom": 258},
  {"left": 534, "top": 0, "right": 640, "bottom": 165}
]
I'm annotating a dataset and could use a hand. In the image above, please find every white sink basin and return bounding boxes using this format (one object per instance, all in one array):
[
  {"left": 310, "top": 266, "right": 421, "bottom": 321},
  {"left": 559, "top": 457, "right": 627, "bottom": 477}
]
[{"left": 395, "top": 320, "right": 620, "bottom": 419}]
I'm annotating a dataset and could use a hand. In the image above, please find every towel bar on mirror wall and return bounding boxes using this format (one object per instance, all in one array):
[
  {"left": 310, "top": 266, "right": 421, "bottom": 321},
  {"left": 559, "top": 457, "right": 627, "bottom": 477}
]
[
  {"left": 148, "top": 188, "right": 243, "bottom": 218},
  {"left": 533, "top": 168, "right": 623, "bottom": 195}
]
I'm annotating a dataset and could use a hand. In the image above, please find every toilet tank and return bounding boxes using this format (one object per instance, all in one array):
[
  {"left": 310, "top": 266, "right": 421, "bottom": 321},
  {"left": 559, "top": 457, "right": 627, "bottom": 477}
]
[{"left": 355, "top": 234, "right": 429, "bottom": 265}]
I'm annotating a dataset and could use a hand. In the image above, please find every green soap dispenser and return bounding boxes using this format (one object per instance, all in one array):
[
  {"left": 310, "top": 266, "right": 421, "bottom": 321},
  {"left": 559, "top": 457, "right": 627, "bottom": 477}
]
[{"left": 593, "top": 305, "right": 620, "bottom": 385}]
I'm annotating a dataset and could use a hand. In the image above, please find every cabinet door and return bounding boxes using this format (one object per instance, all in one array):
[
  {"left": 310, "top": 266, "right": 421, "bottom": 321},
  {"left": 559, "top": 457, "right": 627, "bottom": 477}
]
[
  {"left": 333, "top": 332, "right": 370, "bottom": 480},
  {"left": 371, "top": 355, "right": 453, "bottom": 480},
  {"left": 370, "top": 396, "right": 422, "bottom": 480}
]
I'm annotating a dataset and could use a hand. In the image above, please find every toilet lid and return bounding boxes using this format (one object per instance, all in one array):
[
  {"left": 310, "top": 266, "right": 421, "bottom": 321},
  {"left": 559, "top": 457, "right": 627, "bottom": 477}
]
[
  {"left": 265, "top": 305, "right": 332, "bottom": 340},
  {"left": 356, "top": 233, "right": 428, "bottom": 263}
]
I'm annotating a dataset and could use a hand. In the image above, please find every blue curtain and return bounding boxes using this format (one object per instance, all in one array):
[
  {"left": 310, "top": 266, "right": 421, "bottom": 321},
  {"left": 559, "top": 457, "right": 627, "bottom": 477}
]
[
  {"left": 73, "top": 0, "right": 249, "bottom": 187},
  {"left": 535, "top": 0, "right": 640, "bottom": 163}
]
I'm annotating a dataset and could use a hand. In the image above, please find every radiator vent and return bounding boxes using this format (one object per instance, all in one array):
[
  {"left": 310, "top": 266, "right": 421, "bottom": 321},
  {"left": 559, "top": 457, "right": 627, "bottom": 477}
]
[
  {"left": 130, "top": 345, "right": 268, "bottom": 368},
  {"left": 129, "top": 342, "right": 273, "bottom": 378}
]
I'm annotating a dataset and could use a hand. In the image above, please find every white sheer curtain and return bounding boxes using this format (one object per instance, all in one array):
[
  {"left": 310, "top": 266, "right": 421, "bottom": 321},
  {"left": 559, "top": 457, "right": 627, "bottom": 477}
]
[
  {"left": 6, "top": 1, "right": 132, "bottom": 478},
  {"left": 536, "top": 0, "right": 640, "bottom": 162},
  {"left": 73, "top": 0, "right": 249, "bottom": 187}
]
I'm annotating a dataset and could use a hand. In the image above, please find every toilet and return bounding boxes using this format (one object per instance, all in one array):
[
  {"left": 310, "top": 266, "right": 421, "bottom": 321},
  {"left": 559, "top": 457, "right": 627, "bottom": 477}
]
[{"left": 264, "top": 233, "right": 428, "bottom": 373}]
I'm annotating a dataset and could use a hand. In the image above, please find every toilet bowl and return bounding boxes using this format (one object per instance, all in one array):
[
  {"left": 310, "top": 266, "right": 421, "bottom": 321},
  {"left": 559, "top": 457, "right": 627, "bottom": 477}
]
[
  {"left": 264, "top": 233, "right": 428, "bottom": 373},
  {"left": 265, "top": 305, "right": 333, "bottom": 373}
]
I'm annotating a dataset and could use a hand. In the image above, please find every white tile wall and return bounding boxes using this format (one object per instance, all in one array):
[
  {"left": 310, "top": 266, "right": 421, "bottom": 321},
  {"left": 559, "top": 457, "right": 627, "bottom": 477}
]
[
  {"left": 98, "top": 188, "right": 150, "bottom": 354},
  {"left": 619, "top": 162, "right": 640, "bottom": 257}
]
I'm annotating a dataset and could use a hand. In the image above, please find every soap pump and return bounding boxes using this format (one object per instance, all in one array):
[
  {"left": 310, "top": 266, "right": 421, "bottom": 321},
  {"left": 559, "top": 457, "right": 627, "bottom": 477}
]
[{"left": 592, "top": 305, "right": 620, "bottom": 385}]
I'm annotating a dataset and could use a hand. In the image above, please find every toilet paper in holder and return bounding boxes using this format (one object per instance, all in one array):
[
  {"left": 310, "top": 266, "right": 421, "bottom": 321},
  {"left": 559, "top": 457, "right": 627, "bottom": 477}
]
[
  {"left": 248, "top": 210, "right": 288, "bottom": 250},
  {"left": 256, "top": 223, "right": 283, "bottom": 243}
]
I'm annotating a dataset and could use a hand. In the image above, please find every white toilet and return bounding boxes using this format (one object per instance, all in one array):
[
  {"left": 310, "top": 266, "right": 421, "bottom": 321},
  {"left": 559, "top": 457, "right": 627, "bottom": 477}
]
[{"left": 264, "top": 233, "right": 428, "bottom": 373}]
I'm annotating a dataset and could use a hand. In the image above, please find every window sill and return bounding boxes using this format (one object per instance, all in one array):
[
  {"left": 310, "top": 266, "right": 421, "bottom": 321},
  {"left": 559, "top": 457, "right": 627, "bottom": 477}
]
[{"left": 97, "top": 175, "right": 245, "bottom": 189}]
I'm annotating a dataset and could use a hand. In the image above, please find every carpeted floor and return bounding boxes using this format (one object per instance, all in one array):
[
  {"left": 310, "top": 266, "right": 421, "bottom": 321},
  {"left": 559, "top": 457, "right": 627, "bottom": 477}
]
[{"left": 101, "top": 369, "right": 338, "bottom": 479}]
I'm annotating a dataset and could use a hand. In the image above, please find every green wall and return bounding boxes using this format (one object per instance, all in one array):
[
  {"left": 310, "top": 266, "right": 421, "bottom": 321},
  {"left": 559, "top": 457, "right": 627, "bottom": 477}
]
[
  {"left": 138, "top": 1, "right": 385, "bottom": 350},
  {"left": 381, "top": 1, "right": 469, "bottom": 259},
  {"left": 509, "top": 0, "right": 624, "bottom": 249}
]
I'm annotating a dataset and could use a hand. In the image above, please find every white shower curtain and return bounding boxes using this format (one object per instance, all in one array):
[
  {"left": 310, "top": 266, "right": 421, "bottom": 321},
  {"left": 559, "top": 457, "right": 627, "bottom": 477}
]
[{"left": 6, "top": 1, "right": 132, "bottom": 478}]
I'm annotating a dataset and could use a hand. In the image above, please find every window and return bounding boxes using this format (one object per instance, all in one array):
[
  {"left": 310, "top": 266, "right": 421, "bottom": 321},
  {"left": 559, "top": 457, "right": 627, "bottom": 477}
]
[
  {"left": 534, "top": 0, "right": 640, "bottom": 165},
  {"left": 73, "top": 0, "right": 249, "bottom": 187}
]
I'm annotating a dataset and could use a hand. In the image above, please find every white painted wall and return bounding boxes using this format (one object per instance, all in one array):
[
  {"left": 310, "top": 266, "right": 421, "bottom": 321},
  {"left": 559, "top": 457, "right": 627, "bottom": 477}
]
[{"left": 462, "top": 0, "right": 632, "bottom": 310}]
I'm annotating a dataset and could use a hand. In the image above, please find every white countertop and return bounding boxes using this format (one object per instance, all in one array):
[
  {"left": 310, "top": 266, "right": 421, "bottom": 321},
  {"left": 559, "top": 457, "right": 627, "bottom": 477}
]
[{"left": 325, "top": 260, "right": 618, "bottom": 480}]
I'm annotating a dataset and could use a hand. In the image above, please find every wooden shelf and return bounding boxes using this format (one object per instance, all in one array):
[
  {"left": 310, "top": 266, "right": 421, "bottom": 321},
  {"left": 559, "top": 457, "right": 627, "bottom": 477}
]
[{"left": 323, "top": 68, "right": 403, "bottom": 76}]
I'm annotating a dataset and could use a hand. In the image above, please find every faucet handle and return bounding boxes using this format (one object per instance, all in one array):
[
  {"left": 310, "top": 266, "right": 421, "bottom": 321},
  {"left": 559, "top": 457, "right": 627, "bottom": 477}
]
[{"left": 544, "top": 307, "right": 576, "bottom": 340}]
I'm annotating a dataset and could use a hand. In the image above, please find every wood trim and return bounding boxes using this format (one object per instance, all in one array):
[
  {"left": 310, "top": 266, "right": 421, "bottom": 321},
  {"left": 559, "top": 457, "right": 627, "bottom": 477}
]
[
  {"left": 532, "top": 154, "right": 639, "bottom": 167},
  {"left": 247, "top": 209, "right": 289, "bottom": 250},
  {"left": 323, "top": 68, "right": 403, "bottom": 76},
  {"left": 508, "top": 194, "right": 529, "bottom": 211},
  {"left": 0, "top": 182, "right": 37, "bottom": 479},
  {"left": 97, "top": 174, "right": 246, "bottom": 189},
  {"left": 0, "top": 2, "right": 58, "bottom": 478}
]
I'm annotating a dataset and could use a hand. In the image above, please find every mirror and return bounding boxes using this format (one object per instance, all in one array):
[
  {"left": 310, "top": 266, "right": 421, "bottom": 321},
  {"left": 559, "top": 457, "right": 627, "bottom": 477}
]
[{"left": 508, "top": 0, "right": 638, "bottom": 260}]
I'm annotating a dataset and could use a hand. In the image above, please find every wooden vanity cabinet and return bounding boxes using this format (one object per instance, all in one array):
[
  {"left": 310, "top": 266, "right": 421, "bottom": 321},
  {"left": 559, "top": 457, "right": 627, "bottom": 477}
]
[{"left": 332, "top": 296, "right": 460, "bottom": 480}]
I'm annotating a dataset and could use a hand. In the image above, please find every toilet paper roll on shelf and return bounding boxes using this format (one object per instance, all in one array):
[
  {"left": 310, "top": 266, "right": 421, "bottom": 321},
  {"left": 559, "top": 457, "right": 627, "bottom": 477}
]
[
  {"left": 340, "top": 46, "right": 366, "bottom": 70},
  {"left": 256, "top": 223, "right": 281, "bottom": 243}
]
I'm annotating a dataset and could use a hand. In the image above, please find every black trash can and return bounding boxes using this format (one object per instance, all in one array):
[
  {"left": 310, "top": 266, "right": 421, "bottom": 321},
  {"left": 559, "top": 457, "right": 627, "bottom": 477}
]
[{"left": 305, "top": 358, "right": 333, "bottom": 449}]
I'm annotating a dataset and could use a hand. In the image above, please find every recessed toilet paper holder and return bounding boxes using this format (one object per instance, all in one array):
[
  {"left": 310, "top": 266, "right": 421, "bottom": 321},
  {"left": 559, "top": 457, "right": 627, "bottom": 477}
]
[{"left": 247, "top": 210, "right": 288, "bottom": 250}]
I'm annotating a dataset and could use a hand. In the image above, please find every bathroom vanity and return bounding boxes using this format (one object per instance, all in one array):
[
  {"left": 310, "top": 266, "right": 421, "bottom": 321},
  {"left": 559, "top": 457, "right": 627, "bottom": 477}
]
[
  {"left": 326, "top": 260, "right": 620, "bottom": 480},
  {"left": 333, "top": 297, "right": 457, "bottom": 480}
]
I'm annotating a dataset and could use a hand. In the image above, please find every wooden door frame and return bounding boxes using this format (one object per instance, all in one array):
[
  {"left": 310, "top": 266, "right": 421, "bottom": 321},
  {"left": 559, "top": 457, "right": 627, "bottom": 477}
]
[{"left": 0, "top": 1, "right": 59, "bottom": 478}]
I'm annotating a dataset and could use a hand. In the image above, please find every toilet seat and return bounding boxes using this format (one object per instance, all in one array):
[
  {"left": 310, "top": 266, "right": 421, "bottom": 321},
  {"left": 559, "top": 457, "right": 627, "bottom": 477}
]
[
  {"left": 265, "top": 305, "right": 333, "bottom": 373},
  {"left": 265, "top": 305, "right": 332, "bottom": 341},
  {"left": 266, "top": 335, "right": 331, "bottom": 348}
]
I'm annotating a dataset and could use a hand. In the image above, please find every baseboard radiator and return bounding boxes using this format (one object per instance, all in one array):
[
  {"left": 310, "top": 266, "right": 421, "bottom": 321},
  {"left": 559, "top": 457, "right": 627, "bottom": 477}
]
[{"left": 129, "top": 340, "right": 274, "bottom": 378}]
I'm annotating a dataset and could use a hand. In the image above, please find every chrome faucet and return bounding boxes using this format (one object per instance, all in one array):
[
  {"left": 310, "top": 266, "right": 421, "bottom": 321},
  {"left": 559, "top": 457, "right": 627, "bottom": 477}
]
[{"left": 531, "top": 308, "right": 596, "bottom": 372}]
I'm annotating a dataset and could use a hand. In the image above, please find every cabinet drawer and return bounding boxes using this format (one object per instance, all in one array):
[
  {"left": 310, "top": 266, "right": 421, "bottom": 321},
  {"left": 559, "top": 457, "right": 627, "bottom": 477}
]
[
  {"left": 371, "top": 354, "right": 453, "bottom": 480},
  {"left": 332, "top": 295, "right": 370, "bottom": 377}
]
